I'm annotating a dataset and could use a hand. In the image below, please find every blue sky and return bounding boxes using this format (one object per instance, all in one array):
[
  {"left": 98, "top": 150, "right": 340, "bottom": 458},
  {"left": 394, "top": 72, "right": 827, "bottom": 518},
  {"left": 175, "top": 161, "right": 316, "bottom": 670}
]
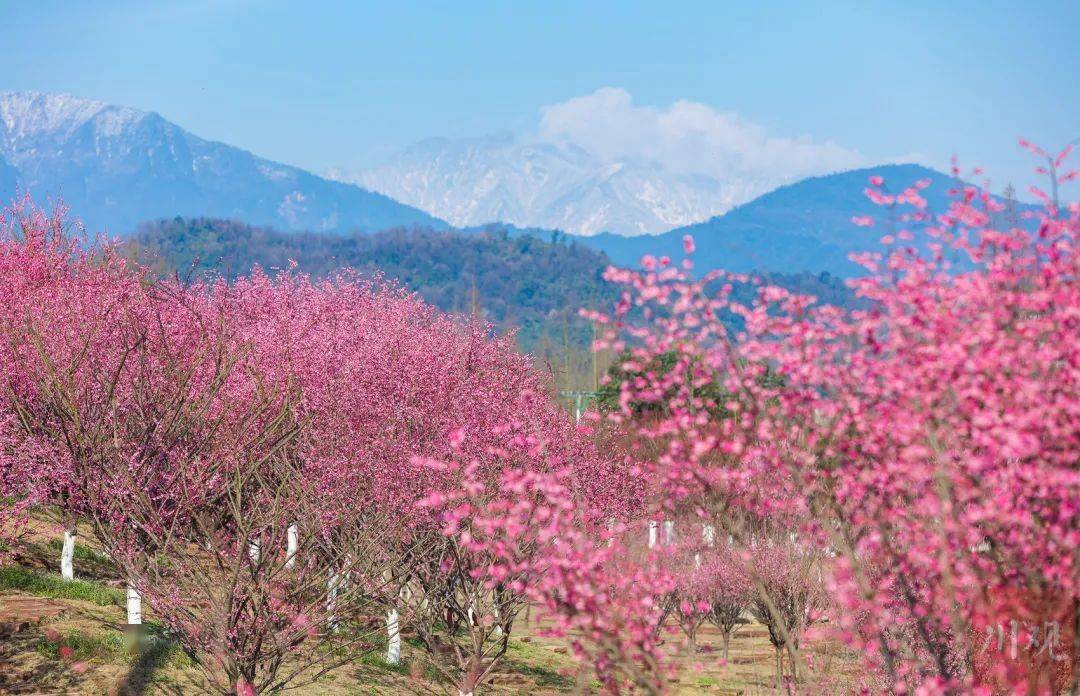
[{"left": 4, "top": 0, "right": 1077, "bottom": 193}]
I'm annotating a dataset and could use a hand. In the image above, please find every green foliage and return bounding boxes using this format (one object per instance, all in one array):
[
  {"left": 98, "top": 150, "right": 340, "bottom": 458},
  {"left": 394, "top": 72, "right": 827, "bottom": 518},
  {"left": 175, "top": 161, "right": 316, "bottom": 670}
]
[
  {"left": 597, "top": 349, "right": 784, "bottom": 416},
  {"left": 596, "top": 350, "right": 730, "bottom": 415}
]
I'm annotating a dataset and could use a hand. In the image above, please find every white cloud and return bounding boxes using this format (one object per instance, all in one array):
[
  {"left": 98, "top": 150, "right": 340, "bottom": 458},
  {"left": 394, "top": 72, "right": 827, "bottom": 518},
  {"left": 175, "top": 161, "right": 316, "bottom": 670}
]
[{"left": 535, "top": 87, "right": 864, "bottom": 182}]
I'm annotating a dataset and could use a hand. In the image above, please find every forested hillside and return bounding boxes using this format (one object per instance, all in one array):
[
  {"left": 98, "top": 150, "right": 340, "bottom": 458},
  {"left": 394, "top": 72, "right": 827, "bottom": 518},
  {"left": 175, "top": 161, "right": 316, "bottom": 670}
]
[{"left": 123, "top": 217, "right": 617, "bottom": 354}]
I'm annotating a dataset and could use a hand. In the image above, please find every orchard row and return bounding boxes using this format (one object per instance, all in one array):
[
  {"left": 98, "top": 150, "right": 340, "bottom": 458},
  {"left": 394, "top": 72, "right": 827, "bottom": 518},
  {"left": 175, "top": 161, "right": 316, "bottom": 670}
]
[{"left": 1, "top": 142, "right": 1077, "bottom": 695}]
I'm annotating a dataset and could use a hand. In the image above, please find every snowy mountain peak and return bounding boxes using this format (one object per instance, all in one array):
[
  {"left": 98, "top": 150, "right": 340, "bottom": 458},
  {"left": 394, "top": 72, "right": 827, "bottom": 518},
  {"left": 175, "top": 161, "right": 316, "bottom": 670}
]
[
  {"left": 345, "top": 135, "right": 761, "bottom": 236},
  {"left": 0, "top": 91, "right": 443, "bottom": 234},
  {"left": 0, "top": 91, "right": 146, "bottom": 141}
]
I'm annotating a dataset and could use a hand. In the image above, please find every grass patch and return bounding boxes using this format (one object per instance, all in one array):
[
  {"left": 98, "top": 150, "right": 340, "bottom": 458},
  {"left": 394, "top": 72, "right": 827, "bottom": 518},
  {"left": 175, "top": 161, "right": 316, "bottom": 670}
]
[
  {"left": 502, "top": 637, "right": 580, "bottom": 689},
  {"left": 0, "top": 565, "right": 124, "bottom": 606},
  {"left": 356, "top": 649, "right": 411, "bottom": 676},
  {"left": 35, "top": 627, "right": 124, "bottom": 662},
  {"left": 503, "top": 659, "right": 576, "bottom": 688},
  {"left": 35, "top": 624, "right": 193, "bottom": 672},
  {"left": 46, "top": 538, "right": 110, "bottom": 564}
]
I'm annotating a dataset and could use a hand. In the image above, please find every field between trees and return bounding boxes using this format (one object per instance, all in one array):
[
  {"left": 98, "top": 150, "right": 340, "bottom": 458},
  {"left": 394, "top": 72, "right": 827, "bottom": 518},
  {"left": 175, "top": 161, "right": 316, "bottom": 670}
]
[{"left": 0, "top": 519, "right": 860, "bottom": 695}]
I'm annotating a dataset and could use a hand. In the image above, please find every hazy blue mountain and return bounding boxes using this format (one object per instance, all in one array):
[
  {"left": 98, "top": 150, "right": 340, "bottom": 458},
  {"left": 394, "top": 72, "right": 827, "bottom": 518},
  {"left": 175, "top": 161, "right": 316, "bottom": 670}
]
[
  {"left": 571, "top": 164, "right": 1016, "bottom": 276},
  {"left": 0, "top": 91, "right": 446, "bottom": 234}
]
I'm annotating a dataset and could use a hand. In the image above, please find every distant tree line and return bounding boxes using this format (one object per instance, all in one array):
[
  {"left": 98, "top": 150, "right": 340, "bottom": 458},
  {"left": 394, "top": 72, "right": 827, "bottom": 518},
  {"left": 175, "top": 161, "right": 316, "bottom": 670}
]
[{"left": 122, "top": 217, "right": 854, "bottom": 362}]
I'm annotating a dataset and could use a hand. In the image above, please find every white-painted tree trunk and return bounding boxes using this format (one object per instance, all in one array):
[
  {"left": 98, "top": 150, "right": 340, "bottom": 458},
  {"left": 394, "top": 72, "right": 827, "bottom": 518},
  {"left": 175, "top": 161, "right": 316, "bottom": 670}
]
[
  {"left": 126, "top": 585, "right": 142, "bottom": 625},
  {"left": 341, "top": 554, "right": 353, "bottom": 593},
  {"left": 327, "top": 569, "right": 340, "bottom": 629},
  {"left": 60, "top": 529, "right": 76, "bottom": 580},
  {"left": 492, "top": 601, "right": 503, "bottom": 638},
  {"left": 647, "top": 520, "right": 659, "bottom": 549},
  {"left": 662, "top": 520, "right": 674, "bottom": 546},
  {"left": 285, "top": 523, "right": 299, "bottom": 569},
  {"left": 696, "top": 524, "right": 716, "bottom": 568},
  {"left": 386, "top": 608, "right": 401, "bottom": 664},
  {"left": 248, "top": 539, "right": 260, "bottom": 564}
]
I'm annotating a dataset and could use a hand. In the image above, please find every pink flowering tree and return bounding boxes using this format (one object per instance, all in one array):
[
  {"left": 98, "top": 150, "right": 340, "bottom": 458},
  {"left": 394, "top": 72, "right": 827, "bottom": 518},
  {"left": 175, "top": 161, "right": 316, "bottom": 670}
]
[
  {"left": 0, "top": 200, "right": 144, "bottom": 575},
  {"left": 411, "top": 396, "right": 645, "bottom": 696},
  {"left": 10, "top": 270, "right": 408, "bottom": 695},
  {"left": 657, "top": 547, "right": 713, "bottom": 657},
  {"left": 580, "top": 142, "right": 1079, "bottom": 693},
  {"left": 434, "top": 460, "right": 672, "bottom": 693},
  {"left": 700, "top": 544, "right": 754, "bottom": 661},
  {"left": 212, "top": 265, "right": 635, "bottom": 694},
  {"left": 746, "top": 532, "right": 827, "bottom": 686}
]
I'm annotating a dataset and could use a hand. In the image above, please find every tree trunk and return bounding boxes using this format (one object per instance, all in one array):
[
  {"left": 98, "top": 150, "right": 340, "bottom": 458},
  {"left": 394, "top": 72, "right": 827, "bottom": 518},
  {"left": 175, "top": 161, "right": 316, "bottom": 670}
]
[
  {"left": 788, "top": 645, "right": 801, "bottom": 683},
  {"left": 459, "top": 660, "right": 479, "bottom": 696},
  {"left": 721, "top": 631, "right": 730, "bottom": 661},
  {"left": 234, "top": 675, "right": 257, "bottom": 695},
  {"left": 647, "top": 520, "right": 659, "bottom": 549},
  {"left": 285, "top": 523, "right": 298, "bottom": 569},
  {"left": 455, "top": 665, "right": 477, "bottom": 696},
  {"left": 126, "top": 584, "right": 142, "bottom": 625},
  {"left": 774, "top": 648, "right": 783, "bottom": 691},
  {"left": 327, "top": 569, "right": 340, "bottom": 630},
  {"left": 492, "top": 599, "right": 504, "bottom": 638},
  {"left": 60, "top": 528, "right": 76, "bottom": 580},
  {"left": 386, "top": 608, "right": 401, "bottom": 665}
]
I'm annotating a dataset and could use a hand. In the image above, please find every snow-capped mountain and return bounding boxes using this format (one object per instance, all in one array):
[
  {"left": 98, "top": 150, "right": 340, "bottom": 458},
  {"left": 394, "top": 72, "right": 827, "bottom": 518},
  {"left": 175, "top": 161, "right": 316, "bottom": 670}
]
[
  {"left": 0, "top": 91, "right": 444, "bottom": 234},
  {"left": 347, "top": 135, "right": 769, "bottom": 236}
]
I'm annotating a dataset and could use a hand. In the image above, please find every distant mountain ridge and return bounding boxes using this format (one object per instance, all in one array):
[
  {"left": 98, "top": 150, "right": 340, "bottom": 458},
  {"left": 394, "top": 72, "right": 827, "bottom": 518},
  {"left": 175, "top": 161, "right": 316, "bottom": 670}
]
[
  {"left": 573, "top": 163, "right": 1028, "bottom": 276},
  {"left": 347, "top": 134, "right": 768, "bottom": 236},
  {"left": 0, "top": 92, "right": 1022, "bottom": 280},
  {"left": 0, "top": 91, "right": 445, "bottom": 234}
]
